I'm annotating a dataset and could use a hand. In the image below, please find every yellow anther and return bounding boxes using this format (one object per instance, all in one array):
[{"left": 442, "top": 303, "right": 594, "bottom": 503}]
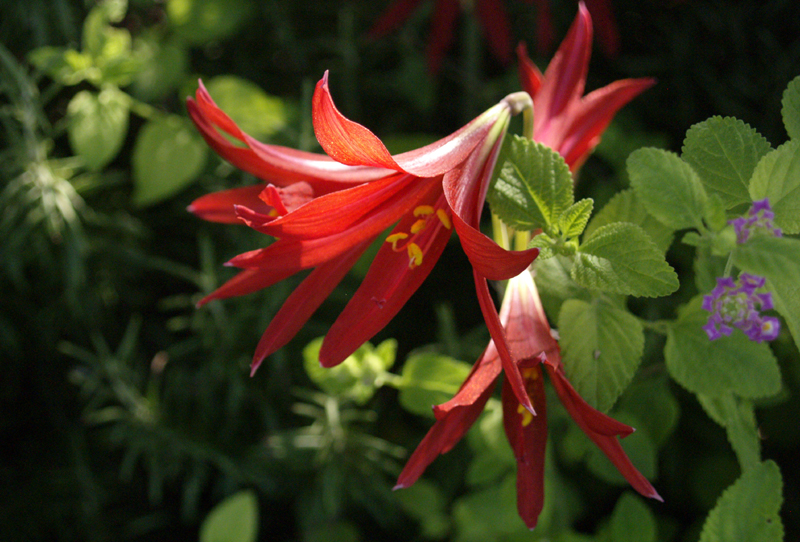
[
  {"left": 410, "top": 219, "right": 427, "bottom": 234},
  {"left": 413, "top": 205, "right": 435, "bottom": 217},
  {"left": 521, "top": 368, "right": 538, "bottom": 380},
  {"left": 268, "top": 208, "right": 280, "bottom": 218},
  {"left": 407, "top": 243, "right": 423, "bottom": 268},
  {"left": 517, "top": 404, "right": 534, "bottom": 427},
  {"left": 436, "top": 209, "right": 452, "bottom": 230},
  {"left": 386, "top": 232, "right": 408, "bottom": 250}
]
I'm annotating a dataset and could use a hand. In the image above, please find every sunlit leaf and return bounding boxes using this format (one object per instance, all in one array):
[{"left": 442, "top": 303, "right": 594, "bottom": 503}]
[
  {"left": 67, "top": 87, "right": 129, "bottom": 170},
  {"left": 199, "top": 490, "right": 258, "bottom": 542},
  {"left": 397, "top": 352, "right": 472, "bottom": 417},
  {"left": 748, "top": 140, "right": 800, "bottom": 234}
]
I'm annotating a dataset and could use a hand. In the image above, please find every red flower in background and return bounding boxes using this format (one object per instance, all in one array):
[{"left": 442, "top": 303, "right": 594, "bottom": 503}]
[
  {"left": 532, "top": 0, "right": 620, "bottom": 57},
  {"left": 188, "top": 74, "right": 541, "bottom": 413},
  {"left": 397, "top": 271, "right": 661, "bottom": 529},
  {"left": 367, "top": 0, "right": 528, "bottom": 73},
  {"left": 519, "top": 2, "right": 655, "bottom": 172}
]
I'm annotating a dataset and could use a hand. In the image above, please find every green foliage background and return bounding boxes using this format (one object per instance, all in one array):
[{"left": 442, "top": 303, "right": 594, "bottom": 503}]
[{"left": 1, "top": 0, "right": 799, "bottom": 541}]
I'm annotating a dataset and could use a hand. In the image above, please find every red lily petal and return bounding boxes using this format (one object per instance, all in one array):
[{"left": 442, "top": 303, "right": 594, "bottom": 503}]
[
  {"left": 188, "top": 185, "right": 273, "bottom": 224},
  {"left": 534, "top": 3, "right": 592, "bottom": 138},
  {"left": 544, "top": 361, "right": 662, "bottom": 501},
  {"left": 196, "top": 266, "right": 296, "bottom": 307},
  {"left": 502, "top": 369, "right": 548, "bottom": 530},
  {"left": 250, "top": 239, "right": 371, "bottom": 375},
  {"left": 245, "top": 173, "right": 412, "bottom": 240},
  {"left": 559, "top": 77, "right": 656, "bottom": 169},
  {"left": 426, "top": 0, "right": 460, "bottom": 74},
  {"left": 475, "top": 0, "right": 513, "bottom": 65},
  {"left": 474, "top": 272, "right": 536, "bottom": 415},
  {"left": 433, "top": 342, "right": 502, "bottom": 419},
  {"left": 516, "top": 42, "right": 544, "bottom": 96},
  {"left": 259, "top": 182, "right": 315, "bottom": 215},
  {"left": 312, "top": 72, "right": 402, "bottom": 171},
  {"left": 395, "top": 380, "right": 495, "bottom": 489},
  {"left": 319, "top": 191, "right": 452, "bottom": 367},
  {"left": 451, "top": 211, "right": 539, "bottom": 281},
  {"left": 366, "top": 0, "right": 425, "bottom": 40}
]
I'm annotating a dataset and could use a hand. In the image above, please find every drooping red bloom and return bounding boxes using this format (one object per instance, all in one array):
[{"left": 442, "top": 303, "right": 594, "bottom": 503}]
[
  {"left": 396, "top": 270, "right": 661, "bottom": 529},
  {"left": 367, "top": 0, "right": 528, "bottom": 74},
  {"left": 518, "top": 2, "right": 655, "bottom": 172},
  {"left": 187, "top": 74, "right": 542, "bottom": 413}
]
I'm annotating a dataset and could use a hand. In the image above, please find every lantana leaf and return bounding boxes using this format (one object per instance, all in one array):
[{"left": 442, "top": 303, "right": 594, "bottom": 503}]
[
  {"left": 397, "top": 352, "right": 472, "bottom": 417},
  {"left": 199, "top": 490, "right": 259, "bottom": 542},
  {"left": 487, "top": 135, "right": 574, "bottom": 234},
  {"left": 665, "top": 298, "right": 782, "bottom": 399},
  {"left": 571, "top": 222, "right": 679, "bottom": 297},
  {"left": 67, "top": 87, "right": 129, "bottom": 171},
  {"left": 748, "top": 140, "right": 800, "bottom": 234},
  {"left": 697, "top": 393, "right": 761, "bottom": 472},
  {"left": 698, "top": 461, "right": 783, "bottom": 542},
  {"left": 584, "top": 189, "right": 673, "bottom": 253},
  {"left": 557, "top": 198, "right": 594, "bottom": 239},
  {"left": 610, "top": 492, "right": 658, "bottom": 542},
  {"left": 558, "top": 298, "right": 644, "bottom": 412},
  {"left": 782, "top": 75, "right": 800, "bottom": 141},
  {"left": 682, "top": 116, "right": 772, "bottom": 209},
  {"left": 734, "top": 235, "right": 800, "bottom": 343},
  {"left": 627, "top": 148, "right": 707, "bottom": 230}
]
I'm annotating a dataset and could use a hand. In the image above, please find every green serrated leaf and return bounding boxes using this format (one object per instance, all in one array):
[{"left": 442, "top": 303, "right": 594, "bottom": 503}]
[
  {"left": 748, "top": 140, "right": 800, "bottom": 234},
  {"left": 572, "top": 223, "right": 679, "bottom": 297},
  {"left": 782, "top": 75, "right": 800, "bottom": 140},
  {"left": 303, "top": 338, "right": 396, "bottom": 405},
  {"left": 733, "top": 235, "right": 800, "bottom": 343},
  {"left": 67, "top": 87, "right": 129, "bottom": 171},
  {"left": 132, "top": 115, "right": 208, "bottom": 206},
  {"left": 698, "top": 461, "right": 783, "bottom": 542},
  {"left": 398, "top": 352, "right": 472, "bottom": 417},
  {"left": 697, "top": 393, "right": 761, "bottom": 471},
  {"left": 610, "top": 492, "right": 658, "bottom": 542},
  {"left": 628, "top": 148, "right": 707, "bottom": 230},
  {"left": 584, "top": 189, "right": 673, "bottom": 253},
  {"left": 558, "top": 298, "right": 644, "bottom": 412},
  {"left": 205, "top": 76, "right": 288, "bottom": 140},
  {"left": 682, "top": 116, "right": 772, "bottom": 209},
  {"left": 487, "top": 135, "right": 574, "bottom": 234},
  {"left": 199, "top": 490, "right": 258, "bottom": 542},
  {"left": 665, "top": 298, "right": 782, "bottom": 399},
  {"left": 557, "top": 198, "right": 593, "bottom": 238}
]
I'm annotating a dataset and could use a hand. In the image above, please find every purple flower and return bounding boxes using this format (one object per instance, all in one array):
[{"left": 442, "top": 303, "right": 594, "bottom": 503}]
[
  {"left": 730, "top": 198, "right": 783, "bottom": 244},
  {"left": 702, "top": 273, "right": 780, "bottom": 343}
]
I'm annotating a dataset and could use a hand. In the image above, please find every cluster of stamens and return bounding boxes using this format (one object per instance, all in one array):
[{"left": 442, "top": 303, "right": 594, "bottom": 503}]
[
  {"left": 385, "top": 205, "right": 452, "bottom": 268},
  {"left": 516, "top": 367, "right": 539, "bottom": 427}
]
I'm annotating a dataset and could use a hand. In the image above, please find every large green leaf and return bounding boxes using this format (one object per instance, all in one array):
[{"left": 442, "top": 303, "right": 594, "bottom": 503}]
[
  {"left": 697, "top": 393, "right": 761, "bottom": 472},
  {"left": 571, "top": 222, "right": 679, "bottom": 297},
  {"left": 303, "top": 338, "right": 396, "bottom": 405},
  {"left": 627, "top": 148, "right": 707, "bottom": 230},
  {"left": 782, "top": 75, "right": 800, "bottom": 140},
  {"left": 682, "top": 116, "right": 772, "bottom": 209},
  {"left": 584, "top": 189, "right": 673, "bottom": 253},
  {"left": 487, "top": 135, "right": 574, "bottom": 234},
  {"left": 397, "top": 352, "right": 472, "bottom": 417},
  {"left": 199, "top": 490, "right": 258, "bottom": 542},
  {"left": 748, "top": 140, "right": 800, "bottom": 234},
  {"left": 67, "top": 87, "right": 129, "bottom": 171},
  {"left": 734, "top": 235, "right": 800, "bottom": 343},
  {"left": 558, "top": 298, "right": 644, "bottom": 412},
  {"left": 698, "top": 461, "right": 783, "bottom": 542},
  {"left": 132, "top": 115, "right": 208, "bottom": 206},
  {"left": 665, "top": 298, "right": 782, "bottom": 399}
]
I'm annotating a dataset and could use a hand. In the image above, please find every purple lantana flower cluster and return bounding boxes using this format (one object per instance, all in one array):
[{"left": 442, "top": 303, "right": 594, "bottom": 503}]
[
  {"left": 730, "top": 198, "right": 783, "bottom": 244},
  {"left": 702, "top": 273, "right": 780, "bottom": 342}
]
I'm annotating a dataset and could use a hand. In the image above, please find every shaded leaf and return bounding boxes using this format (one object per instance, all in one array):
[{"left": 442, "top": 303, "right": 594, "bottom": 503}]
[
  {"left": 782, "top": 75, "right": 800, "bottom": 140},
  {"left": 199, "top": 490, "right": 258, "bottom": 542},
  {"left": 748, "top": 140, "right": 800, "bottom": 234},
  {"left": 584, "top": 189, "right": 673, "bottom": 252}
]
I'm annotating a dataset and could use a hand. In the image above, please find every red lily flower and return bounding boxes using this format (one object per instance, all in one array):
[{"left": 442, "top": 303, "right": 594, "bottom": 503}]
[
  {"left": 187, "top": 74, "right": 541, "bottom": 412},
  {"left": 518, "top": 2, "right": 655, "bottom": 172},
  {"left": 367, "top": 0, "right": 528, "bottom": 74},
  {"left": 396, "top": 270, "right": 661, "bottom": 529}
]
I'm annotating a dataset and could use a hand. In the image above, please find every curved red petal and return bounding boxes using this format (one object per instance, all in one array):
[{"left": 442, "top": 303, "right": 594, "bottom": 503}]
[
  {"left": 196, "top": 266, "right": 296, "bottom": 307},
  {"left": 395, "top": 382, "right": 494, "bottom": 489},
  {"left": 188, "top": 185, "right": 273, "bottom": 224},
  {"left": 250, "top": 240, "right": 371, "bottom": 375},
  {"left": 433, "top": 342, "right": 502, "bottom": 419},
  {"left": 318, "top": 190, "right": 451, "bottom": 367},
  {"left": 516, "top": 42, "right": 544, "bottom": 97},
  {"left": 312, "top": 72, "right": 402, "bottom": 170},
  {"left": 501, "top": 371, "right": 547, "bottom": 530}
]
